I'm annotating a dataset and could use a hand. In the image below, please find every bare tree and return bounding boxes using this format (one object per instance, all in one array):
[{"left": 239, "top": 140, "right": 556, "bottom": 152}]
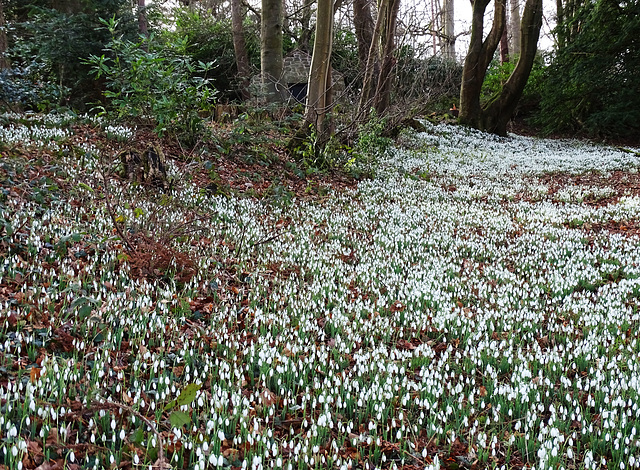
[
  {"left": 353, "top": 0, "right": 375, "bottom": 71},
  {"left": 232, "top": 0, "right": 251, "bottom": 100},
  {"left": 459, "top": 0, "right": 543, "bottom": 135},
  {"left": 510, "top": 0, "right": 521, "bottom": 54},
  {"left": 441, "top": 0, "right": 455, "bottom": 60},
  {"left": 261, "top": 0, "right": 284, "bottom": 102},
  {"left": 305, "top": 0, "right": 334, "bottom": 140},
  {"left": 359, "top": 0, "right": 401, "bottom": 116}
]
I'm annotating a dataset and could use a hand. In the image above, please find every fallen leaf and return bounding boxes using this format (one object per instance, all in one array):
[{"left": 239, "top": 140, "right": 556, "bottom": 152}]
[
  {"left": 262, "top": 389, "right": 277, "bottom": 407},
  {"left": 30, "top": 367, "right": 42, "bottom": 383}
]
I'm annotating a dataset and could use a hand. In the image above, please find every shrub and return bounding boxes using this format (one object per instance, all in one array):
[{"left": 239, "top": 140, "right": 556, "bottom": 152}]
[
  {"left": 5, "top": 0, "right": 138, "bottom": 110},
  {"left": 163, "top": 9, "right": 260, "bottom": 102},
  {"left": 86, "top": 17, "right": 217, "bottom": 145},
  {"left": 0, "top": 63, "right": 69, "bottom": 111},
  {"left": 534, "top": 0, "right": 640, "bottom": 137},
  {"left": 481, "top": 54, "right": 546, "bottom": 114}
]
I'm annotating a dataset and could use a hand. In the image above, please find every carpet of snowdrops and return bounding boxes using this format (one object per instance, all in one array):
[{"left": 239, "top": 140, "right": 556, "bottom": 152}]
[{"left": 1, "top": 112, "right": 640, "bottom": 470}]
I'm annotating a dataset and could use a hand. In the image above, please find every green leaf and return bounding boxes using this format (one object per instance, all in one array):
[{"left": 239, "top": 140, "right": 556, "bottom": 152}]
[
  {"left": 77, "top": 182, "right": 94, "bottom": 193},
  {"left": 130, "top": 427, "right": 145, "bottom": 444},
  {"left": 169, "top": 410, "right": 191, "bottom": 428},
  {"left": 78, "top": 304, "right": 93, "bottom": 320},
  {"left": 176, "top": 383, "right": 201, "bottom": 407}
]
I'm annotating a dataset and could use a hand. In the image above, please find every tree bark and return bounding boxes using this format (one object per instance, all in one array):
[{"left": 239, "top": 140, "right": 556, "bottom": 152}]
[
  {"left": 358, "top": 0, "right": 400, "bottom": 117},
  {"left": 305, "top": 0, "right": 334, "bottom": 140},
  {"left": 138, "top": 0, "right": 149, "bottom": 38},
  {"left": 500, "top": 22, "right": 509, "bottom": 63},
  {"left": 353, "top": 0, "right": 375, "bottom": 71},
  {"left": 459, "top": 0, "right": 506, "bottom": 126},
  {"left": 441, "top": 0, "right": 455, "bottom": 61},
  {"left": 0, "top": 1, "right": 9, "bottom": 70},
  {"left": 358, "top": 1, "right": 385, "bottom": 114},
  {"left": 299, "top": 0, "right": 313, "bottom": 52},
  {"left": 373, "top": 0, "right": 400, "bottom": 115},
  {"left": 232, "top": 0, "right": 251, "bottom": 100},
  {"left": 261, "top": 0, "right": 284, "bottom": 102},
  {"left": 555, "top": 0, "right": 564, "bottom": 48},
  {"left": 459, "top": 0, "right": 543, "bottom": 136},
  {"left": 510, "top": 0, "right": 521, "bottom": 55}
]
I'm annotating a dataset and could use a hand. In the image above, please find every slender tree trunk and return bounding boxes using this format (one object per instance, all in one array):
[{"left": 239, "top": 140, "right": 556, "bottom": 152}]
[
  {"left": 305, "top": 0, "right": 334, "bottom": 140},
  {"left": 500, "top": 23, "right": 509, "bottom": 63},
  {"left": 261, "top": 0, "right": 284, "bottom": 102},
  {"left": 0, "top": 1, "right": 9, "bottom": 70},
  {"left": 138, "top": 0, "right": 149, "bottom": 39},
  {"left": 373, "top": 0, "right": 400, "bottom": 115},
  {"left": 441, "top": 0, "right": 456, "bottom": 60},
  {"left": 430, "top": 0, "right": 437, "bottom": 55},
  {"left": 510, "top": 0, "right": 521, "bottom": 54},
  {"left": 299, "top": 0, "right": 313, "bottom": 52},
  {"left": 358, "top": 1, "right": 385, "bottom": 114},
  {"left": 231, "top": 0, "right": 251, "bottom": 100},
  {"left": 353, "top": 0, "right": 375, "bottom": 71},
  {"left": 459, "top": 0, "right": 543, "bottom": 135}
]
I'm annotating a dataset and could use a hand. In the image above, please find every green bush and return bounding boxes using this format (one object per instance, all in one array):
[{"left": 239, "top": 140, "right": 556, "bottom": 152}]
[
  {"left": 163, "top": 9, "right": 260, "bottom": 102},
  {"left": 0, "top": 63, "right": 69, "bottom": 111},
  {"left": 87, "top": 17, "right": 217, "bottom": 145},
  {"left": 5, "top": 0, "right": 138, "bottom": 110},
  {"left": 535, "top": 0, "right": 640, "bottom": 137},
  {"left": 481, "top": 54, "right": 546, "bottom": 112}
]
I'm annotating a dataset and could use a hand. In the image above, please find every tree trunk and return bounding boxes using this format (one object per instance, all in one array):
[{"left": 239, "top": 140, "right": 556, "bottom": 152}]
[
  {"left": 555, "top": 0, "right": 564, "bottom": 48},
  {"left": 358, "top": 1, "right": 384, "bottom": 114},
  {"left": 459, "top": 0, "right": 543, "bottom": 136},
  {"left": 231, "top": 0, "right": 251, "bottom": 100},
  {"left": 373, "top": 0, "right": 400, "bottom": 115},
  {"left": 305, "top": 0, "right": 334, "bottom": 140},
  {"left": 353, "top": 0, "right": 375, "bottom": 71},
  {"left": 261, "top": 0, "right": 284, "bottom": 102},
  {"left": 510, "top": 0, "right": 521, "bottom": 55},
  {"left": 500, "top": 22, "right": 509, "bottom": 63},
  {"left": 0, "top": 1, "right": 9, "bottom": 70},
  {"left": 459, "top": 0, "right": 506, "bottom": 125},
  {"left": 358, "top": 0, "right": 400, "bottom": 117},
  {"left": 138, "top": 0, "right": 149, "bottom": 40},
  {"left": 441, "top": 0, "right": 455, "bottom": 61},
  {"left": 299, "top": 0, "right": 313, "bottom": 52}
]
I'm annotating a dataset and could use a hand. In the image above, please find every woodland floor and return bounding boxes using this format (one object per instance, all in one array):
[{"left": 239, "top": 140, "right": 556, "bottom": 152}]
[{"left": 2, "top": 113, "right": 640, "bottom": 470}]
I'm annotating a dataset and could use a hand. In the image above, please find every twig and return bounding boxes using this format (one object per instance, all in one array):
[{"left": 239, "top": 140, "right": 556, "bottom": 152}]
[
  {"left": 98, "top": 166, "right": 133, "bottom": 251},
  {"left": 93, "top": 399, "right": 167, "bottom": 469}
]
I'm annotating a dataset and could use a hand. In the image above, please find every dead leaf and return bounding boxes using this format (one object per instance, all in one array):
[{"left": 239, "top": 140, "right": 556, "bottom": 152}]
[
  {"left": 262, "top": 389, "right": 276, "bottom": 407},
  {"left": 30, "top": 367, "right": 42, "bottom": 383},
  {"left": 397, "top": 339, "right": 416, "bottom": 351},
  {"left": 45, "top": 428, "right": 58, "bottom": 447}
]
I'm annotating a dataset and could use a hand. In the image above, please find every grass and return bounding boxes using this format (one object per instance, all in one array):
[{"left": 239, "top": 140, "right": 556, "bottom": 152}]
[{"left": 1, "top": 112, "right": 640, "bottom": 470}]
